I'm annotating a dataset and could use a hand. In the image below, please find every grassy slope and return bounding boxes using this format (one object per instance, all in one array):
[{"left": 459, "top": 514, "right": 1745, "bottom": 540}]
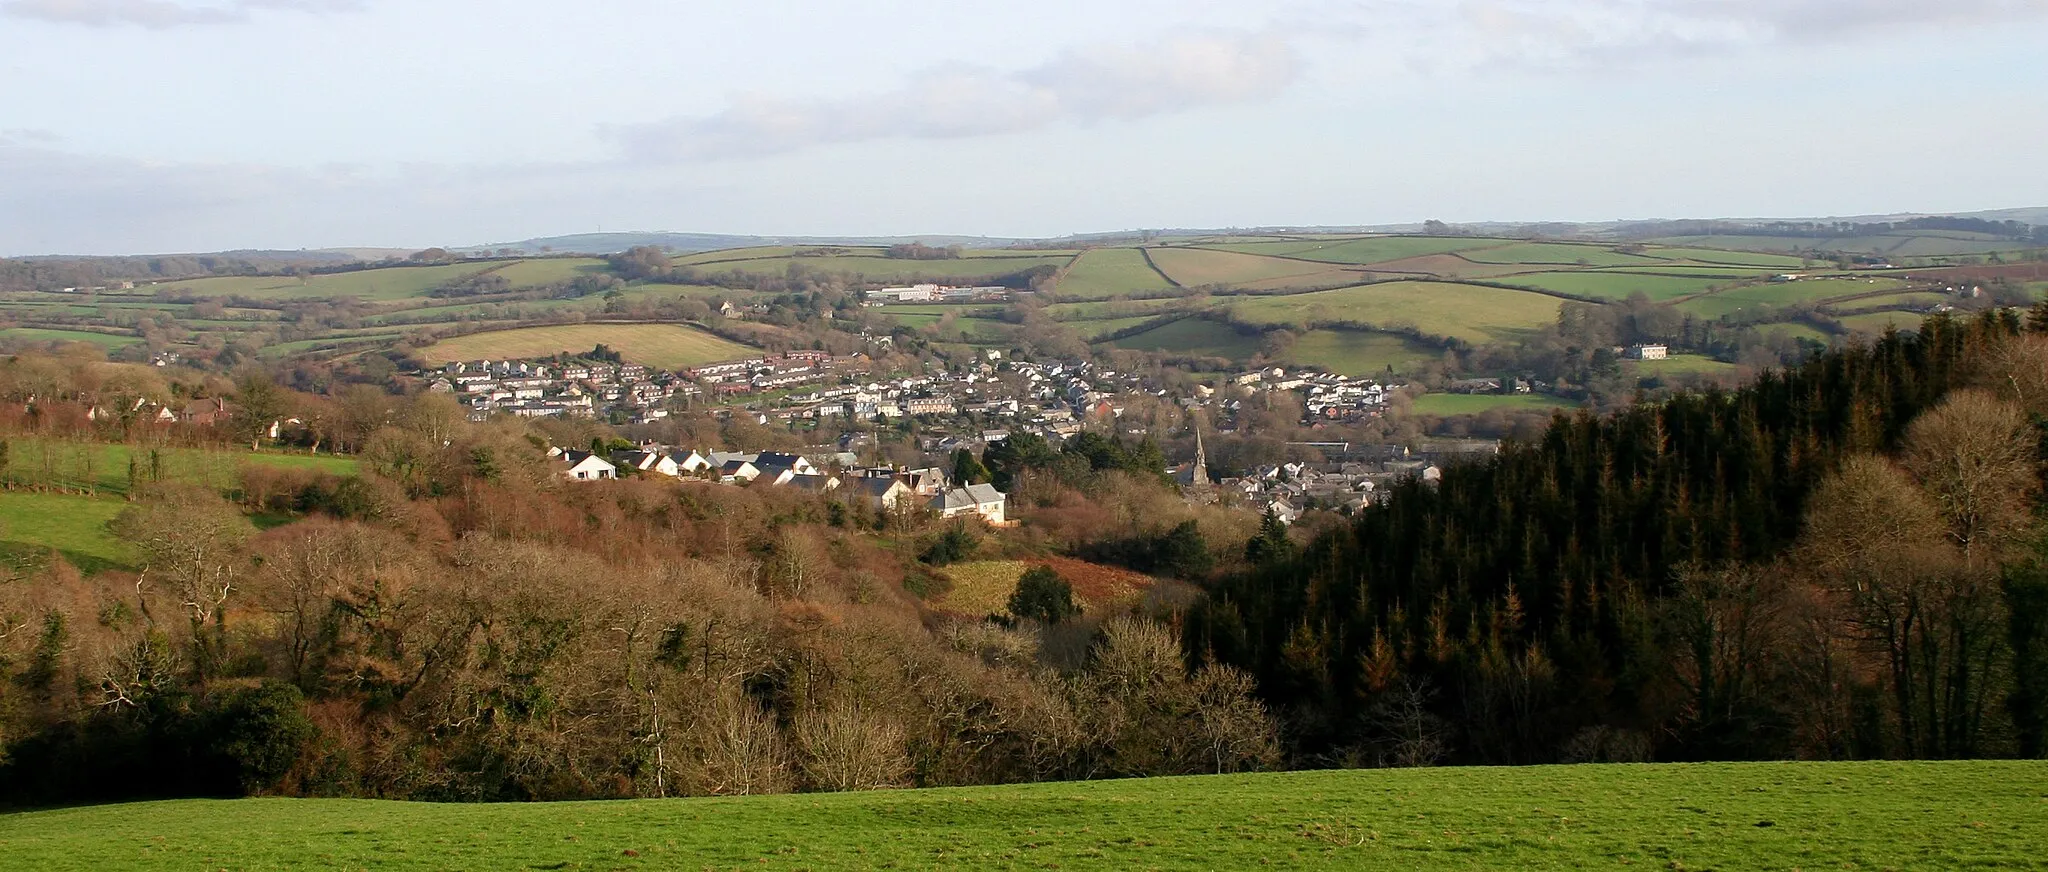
[
  {"left": 1679, "top": 278, "right": 1907, "bottom": 318},
  {"left": 0, "top": 328, "right": 140, "bottom": 348},
  {"left": 1285, "top": 330, "right": 1440, "bottom": 376},
  {"left": 1229, "top": 282, "right": 1563, "bottom": 344},
  {"left": 1460, "top": 242, "right": 1668, "bottom": 267},
  {"left": 0, "top": 491, "right": 135, "bottom": 572},
  {"left": 1495, "top": 271, "right": 1732, "bottom": 302},
  {"left": 1412, "top": 393, "right": 1580, "bottom": 415},
  {"left": 138, "top": 263, "right": 494, "bottom": 301},
  {"left": 1107, "top": 318, "right": 1263, "bottom": 359},
  {"left": 1633, "top": 354, "right": 1740, "bottom": 376},
  {"left": 1, "top": 440, "right": 359, "bottom": 496},
  {"left": 3, "top": 762, "right": 2040, "bottom": 871},
  {"left": 1055, "top": 248, "right": 1175, "bottom": 300},
  {"left": 1207, "top": 237, "right": 1506, "bottom": 264},
  {"left": 420, "top": 324, "right": 756, "bottom": 369},
  {"left": 0, "top": 443, "right": 357, "bottom": 572},
  {"left": 1144, "top": 248, "right": 1361, "bottom": 289}
]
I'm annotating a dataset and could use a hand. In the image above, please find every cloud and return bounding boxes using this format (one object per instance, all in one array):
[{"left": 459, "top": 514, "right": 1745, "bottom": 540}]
[
  {"left": 0, "top": 0, "right": 360, "bottom": 28},
  {"left": 610, "top": 30, "right": 1299, "bottom": 162},
  {"left": 1441, "top": 0, "right": 2048, "bottom": 68}
]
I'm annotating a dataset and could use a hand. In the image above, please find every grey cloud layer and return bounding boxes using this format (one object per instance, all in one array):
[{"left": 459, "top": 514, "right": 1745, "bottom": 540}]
[
  {"left": 610, "top": 0, "right": 2048, "bottom": 162},
  {"left": 610, "top": 30, "right": 1298, "bottom": 161},
  {"left": 0, "top": 0, "right": 359, "bottom": 27}
]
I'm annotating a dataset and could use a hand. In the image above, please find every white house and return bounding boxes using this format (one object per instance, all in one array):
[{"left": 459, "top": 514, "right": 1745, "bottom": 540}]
[
  {"left": 612, "top": 450, "right": 681, "bottom": 477},
  {"left": 720, "top": 459, "right": 762, "bottom": 483},
  {"left": 672, "top": 450, "right": 715, "bottom": 474},
  {"left": 1625, "top": 344, "right": 1669, "bottom": 361},
  {"left": 554, "top": 449, "right": 617, "bottom": 481},
  {"left": 928, "top": 483, "right": 1007, "bottom": 524}
]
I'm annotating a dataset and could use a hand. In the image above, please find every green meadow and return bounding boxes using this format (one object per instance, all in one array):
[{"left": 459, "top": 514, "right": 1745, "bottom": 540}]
[
  {"left": 1413, "top": 393, "right": 1580, "bottom": 416},
  {"left": 2, "top": 761, "right": 2037, "bottom": 871},
  {"left": 1495, "top": 271, "right": 1733, "bottom": 301},
  {"left": 1055, "top": 248, "right": 1177, "bottom": 299},
  {"left": 0, "top": 328, "right": 141, "bottom": 349},
  {"left": 1107, "top": 317, "right": 1264, "bottom": 359},
  {"left": 0, "top": 491, "right": 136, "bottom": 573},
  {"left": 1229, "top": 282, "right": 1564, "bottom": 344}
]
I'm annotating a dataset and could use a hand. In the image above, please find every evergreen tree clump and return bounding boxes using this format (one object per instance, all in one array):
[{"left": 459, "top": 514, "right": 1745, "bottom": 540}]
[{"left": 1008, "top": 566, "right": 1079, "bottom": 624}]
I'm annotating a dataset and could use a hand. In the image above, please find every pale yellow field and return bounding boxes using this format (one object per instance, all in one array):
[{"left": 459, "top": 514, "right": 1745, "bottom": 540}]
[{"left": 419, "top": 323, "right": 757, "bottom": 369}]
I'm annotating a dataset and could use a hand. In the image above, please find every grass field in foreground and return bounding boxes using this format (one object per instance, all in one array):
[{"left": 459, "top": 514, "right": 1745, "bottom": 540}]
[
  {"left": 1413, "top": 393, "right": 1580, "bottom": 416},
  {"left": 420, "top": 323, "right": 756, "bottom": 370},
  {"left": 3, "top": 761, "right": 2041, "bottom": 870}
]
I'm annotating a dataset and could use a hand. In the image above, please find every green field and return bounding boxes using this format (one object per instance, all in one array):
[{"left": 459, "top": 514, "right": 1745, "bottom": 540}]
[
  {"left": 1495, "top": 271, "right": 1732, "bottom": 302},
  {"left": 1460, "top": 242, "right": 1667, "bottom": 267},
  {"left": 1145, "top": 248, "right": 1363, "bottom": 289},
  {"left": 1678, "top": 278, "right": 1908, "bottom": 318},
  {"left": 139, "top": 263, "right": 497, "bottom": 301},
  {"left": 1079, "top": 316, "right": 1166, "bottom": 339},
  {"left": 1206, "top": 236, "right": 1507, "bottom": 264},
  {"left": 1054, "top": 248, "right": 1176, "bottom": 299},
  {"left": 1229, "top": 282, "right": 1564, "bottom": 344},
  {"left": 484, "top": 257, "right": 609, "bottom": 287},
  {"left": 1838, "top": 311, "right": 1925, "bottom": 334},
  {"left": 1412, "top": 393, "right": 1580, "bottom": 415},
  {"left": 1643, "top": 247, "right": 1811, "bottom": 268},
  {"left": 420, "top": 323, "right": 756, "bottom": 369},
  {"left": 1633, "top": 354, "right": 1740, "bottom": 377},
  {"left": 0, "top": 440, "right": 359, "bottom": 496},
  {"left": 1284, "top": 330, "right": 1440, "bottom": 376},
  {"left": 0, "top": 491, "right": 135, "bottom": 572},
  {"left": 0, "top": 327, "right": 141, "bottom": 349},
  {"left": 1107, "top": 317, "right": 1264, "bottom": 359},
  {"left": 1758, "top": 321, "right": 1834, "bottom": 344},
  {"left": 678, "top": 250, "right": 1071, "bottom": 283},
  {"left": 4, "top": 762, "right": 2038, "bottom": 870}
]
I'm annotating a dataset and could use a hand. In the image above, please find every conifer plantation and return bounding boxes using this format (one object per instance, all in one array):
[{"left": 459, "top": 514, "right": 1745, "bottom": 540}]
[{"left": 1193, "top": 307, "right": 2048, "bottom": 765}]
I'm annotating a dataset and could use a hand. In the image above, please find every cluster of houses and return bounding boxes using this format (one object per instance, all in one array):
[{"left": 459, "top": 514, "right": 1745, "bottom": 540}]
[
  {"left": 433, "top": 352, "right": 871, "bottom": 424},
  {"left": 1207, "top": 438, "right": 1501, "bottom": 522},
  {"left": 548, "top": 445, "right": 1009, "bottom": 525}
]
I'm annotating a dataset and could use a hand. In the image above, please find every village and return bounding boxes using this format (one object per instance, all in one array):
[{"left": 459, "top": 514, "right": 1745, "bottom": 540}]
[{"left": 424, "top": 340, "right": 1497, "bottom": 524}]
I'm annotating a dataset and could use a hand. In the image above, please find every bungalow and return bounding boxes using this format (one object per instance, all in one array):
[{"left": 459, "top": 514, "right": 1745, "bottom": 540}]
[
  {"left": 720, "top": 459, "right": 762, "bottom": 483},
  {"left": 755, "top": 452, "right": 817, "bottom": 475},
  {"left": 752, "top": 464, "right": 801, "bottom": 487},
  {"left": 672, "top": 450, "right": 715, "bottom": 474},
  {"left": 554, "top": 449, "right": 617, "bottom": 481},
  {"left": 785, "top": 473, "right": 841, "bottom": 494},
  {"left": 612, "top": 450, "right": 681, "bottom": 478},
  {"left": 851, "top": 476, "right": 916, "bottom": 510},
  {"left": 928, "top": 483, "right": 1007, "bottom": 524}
]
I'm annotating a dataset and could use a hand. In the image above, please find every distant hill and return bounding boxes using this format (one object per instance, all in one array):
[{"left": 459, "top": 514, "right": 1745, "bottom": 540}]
[{"left": 456, "top": 232, "right": 1028, "bottom": 256}]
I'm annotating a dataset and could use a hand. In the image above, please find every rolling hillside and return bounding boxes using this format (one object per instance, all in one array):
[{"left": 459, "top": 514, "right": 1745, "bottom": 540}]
[{"left": 3, "top": 230, "right": 2038, "bottom": 381}]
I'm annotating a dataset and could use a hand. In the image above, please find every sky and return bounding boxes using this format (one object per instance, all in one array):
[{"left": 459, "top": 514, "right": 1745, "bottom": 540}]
[{"left": 3, "top": 0, "right": 2047, "bottom": 255}]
